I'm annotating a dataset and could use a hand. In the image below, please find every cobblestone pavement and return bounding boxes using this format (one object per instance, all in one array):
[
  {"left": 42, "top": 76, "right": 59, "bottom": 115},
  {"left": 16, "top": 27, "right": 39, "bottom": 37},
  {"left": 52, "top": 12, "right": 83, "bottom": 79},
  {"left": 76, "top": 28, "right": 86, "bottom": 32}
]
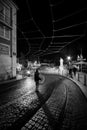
[
  {"left": 21, "top": 76, "right": 87, "bottom": 130},
  {"left": 0, "top": 74, "right": 87, "bottom": 130},
  {"left": 0, "top": 75, "right": 60, "bottom": 130}
]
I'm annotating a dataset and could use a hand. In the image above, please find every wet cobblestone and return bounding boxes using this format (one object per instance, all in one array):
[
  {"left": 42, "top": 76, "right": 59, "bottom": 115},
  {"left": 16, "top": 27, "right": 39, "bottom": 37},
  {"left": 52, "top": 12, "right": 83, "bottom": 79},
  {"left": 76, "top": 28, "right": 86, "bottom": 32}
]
[
  {"left": 0, "top": 78, "right": 35, "bottom": 106},
  {"left": 21, "top": 78, "right": 87, "bottom": 130},
  {"left": 1, "top": 75, "right": 87, "bottom": 130},
  {"left": 60, "top": 79, "right": 87, "bottom": 130},
  {"left": 0, "top": 91, "right": 40, "bottom": 129},
  {"left": 0, "top": 75, "right": 57, "bottom": 130},
  {"left": 21, "top": 82, "right": 67, "bottom": 130}
]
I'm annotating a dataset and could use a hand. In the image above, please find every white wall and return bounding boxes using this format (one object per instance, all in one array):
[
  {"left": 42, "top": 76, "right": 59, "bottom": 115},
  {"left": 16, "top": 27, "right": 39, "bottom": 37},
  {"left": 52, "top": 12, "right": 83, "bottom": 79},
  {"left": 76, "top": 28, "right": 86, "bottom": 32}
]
[
  {"left": 0, "top": 55, "right": 12, "bottom": 80},
  {"left": 11, "top": 6, "right": 17, "bottom": 77}
]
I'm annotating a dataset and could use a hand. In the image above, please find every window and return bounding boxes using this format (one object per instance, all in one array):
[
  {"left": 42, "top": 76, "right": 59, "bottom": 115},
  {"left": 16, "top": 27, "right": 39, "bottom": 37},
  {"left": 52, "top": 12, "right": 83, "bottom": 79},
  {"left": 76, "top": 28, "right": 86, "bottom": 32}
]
[
  {"left": 0, "top": 43, "right": 10, "bottom": 55},
  {"left": 0, "top": 3, "right": 11, "bottom": 26},
  {"left": 0, "top": 24, "right": 4, "bottom": 37},
  {"left": 0, "top": 3, "right": 4, "bottom": 14},
  {"left": 0, "top": 3, "right": 4, "bottom": 21},
  {"left": 0, "top": 24, "right": 10, "bottom": 40},
  {"left": 5, "top": 26, "right": 10, "bottom": 39},
  {"left": 4, "top": 5, "right": 10, "bottom": 25}
]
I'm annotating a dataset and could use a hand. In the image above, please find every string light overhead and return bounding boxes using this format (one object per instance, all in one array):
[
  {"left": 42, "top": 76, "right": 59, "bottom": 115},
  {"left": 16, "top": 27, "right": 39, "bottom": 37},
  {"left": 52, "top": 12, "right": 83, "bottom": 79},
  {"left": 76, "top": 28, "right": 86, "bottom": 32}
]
[{"left": 17, "top": 0, "right": 87, "bottom": 58}]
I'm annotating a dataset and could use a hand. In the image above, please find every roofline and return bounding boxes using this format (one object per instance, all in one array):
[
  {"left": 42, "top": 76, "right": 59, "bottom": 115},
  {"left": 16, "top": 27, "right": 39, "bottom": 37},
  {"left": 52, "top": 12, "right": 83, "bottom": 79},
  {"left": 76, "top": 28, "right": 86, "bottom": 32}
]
[
  {"left": 10, "top": 0, "right": 19, "bottom": 10},
  {"left": 9, "top": 0, "right": 19, "bottom": 10},
  {"left": 1, "top": 0, "right": 19, "bottom": 10}
]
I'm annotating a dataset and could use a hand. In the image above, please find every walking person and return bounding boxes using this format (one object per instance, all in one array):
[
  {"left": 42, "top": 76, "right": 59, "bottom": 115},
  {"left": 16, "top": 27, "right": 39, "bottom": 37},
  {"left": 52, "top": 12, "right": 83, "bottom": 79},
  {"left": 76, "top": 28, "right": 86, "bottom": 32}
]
[
  {"left": 73, "top": 67, "right": 77, "bottom": 77},
  {"left": 34, "top": 68, "right": 41, "bottom": 91},
  {"left": 69, "top": 68, "right": 73, "bottom": 78}
]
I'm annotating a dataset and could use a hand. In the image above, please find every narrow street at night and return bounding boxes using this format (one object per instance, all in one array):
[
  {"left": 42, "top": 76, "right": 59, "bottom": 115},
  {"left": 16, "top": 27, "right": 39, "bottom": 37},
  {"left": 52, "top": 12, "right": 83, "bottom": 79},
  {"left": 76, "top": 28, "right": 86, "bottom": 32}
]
[
  {"left": 0, "top": 73, "right": 87, "bottom": 130},
  {"left": 0, "top": 0, "right": 87, "bottom": 130}
]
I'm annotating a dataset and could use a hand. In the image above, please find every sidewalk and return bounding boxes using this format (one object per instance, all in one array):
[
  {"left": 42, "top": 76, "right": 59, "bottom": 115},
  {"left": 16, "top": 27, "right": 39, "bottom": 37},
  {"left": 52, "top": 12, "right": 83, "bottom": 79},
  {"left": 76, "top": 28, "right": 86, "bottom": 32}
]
[
  {"left": 0, "top": 74, "right": 26, "bottom": 85},
  {"left": 70, "top": 76, "right": 87, "bottom": 99}
]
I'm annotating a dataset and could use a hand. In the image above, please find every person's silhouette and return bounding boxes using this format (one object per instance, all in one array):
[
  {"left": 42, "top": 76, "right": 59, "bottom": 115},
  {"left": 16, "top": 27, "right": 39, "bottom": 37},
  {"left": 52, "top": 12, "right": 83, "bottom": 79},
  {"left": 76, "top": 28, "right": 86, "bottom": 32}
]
[
  {"left": 34, "top": 69, "right": 41, "bottom": 91},
  {"left": 73, "top": 67, "right": 77, "bottom": 77}
]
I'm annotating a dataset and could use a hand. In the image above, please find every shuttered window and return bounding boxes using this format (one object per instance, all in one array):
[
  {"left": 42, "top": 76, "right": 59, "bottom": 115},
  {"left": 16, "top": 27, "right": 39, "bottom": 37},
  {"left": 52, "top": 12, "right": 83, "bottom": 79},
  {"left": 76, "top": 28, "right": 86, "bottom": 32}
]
[
  {"left": 0, "top": 3, "right": 4, "bottom": 21},
  {"left": 4, "top": 5, "right": 10, "bottom": 25},
  {"left": 0, "top": 24, "right": 4, "bottom": 37},
  {"left": 5, "top": 26, "right": 10, "bottom": 39},
  {"left": 0, "top": 24, "right": 10, "bottom": 40},
  {"left": 0, "top": 3, "right": 11, "bottom": 26}
]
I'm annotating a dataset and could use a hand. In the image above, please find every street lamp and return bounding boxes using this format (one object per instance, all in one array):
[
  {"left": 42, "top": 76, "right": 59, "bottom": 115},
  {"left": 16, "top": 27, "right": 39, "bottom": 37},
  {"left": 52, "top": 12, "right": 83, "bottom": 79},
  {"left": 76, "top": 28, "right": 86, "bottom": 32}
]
[
  {"left": 67, "top": 56, "right": 71, "bottom": 61},
  {"left": 67, "top": 56, "right": 72, "bottom": 69}
]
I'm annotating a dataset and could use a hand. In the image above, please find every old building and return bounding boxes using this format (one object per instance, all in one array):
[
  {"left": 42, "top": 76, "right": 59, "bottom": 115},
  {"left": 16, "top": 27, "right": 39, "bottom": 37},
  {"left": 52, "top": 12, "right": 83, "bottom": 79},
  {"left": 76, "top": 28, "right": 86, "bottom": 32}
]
[{"left": 0, "top": 0, "right": 18, "bottom": 81}]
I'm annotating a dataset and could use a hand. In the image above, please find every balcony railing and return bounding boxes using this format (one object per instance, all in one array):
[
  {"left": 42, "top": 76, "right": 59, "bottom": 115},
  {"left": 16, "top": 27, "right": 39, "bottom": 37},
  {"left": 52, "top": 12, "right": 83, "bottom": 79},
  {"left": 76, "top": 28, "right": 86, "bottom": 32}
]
[{"left": 0, "top": 13, "right": 11, "bottom": 27}]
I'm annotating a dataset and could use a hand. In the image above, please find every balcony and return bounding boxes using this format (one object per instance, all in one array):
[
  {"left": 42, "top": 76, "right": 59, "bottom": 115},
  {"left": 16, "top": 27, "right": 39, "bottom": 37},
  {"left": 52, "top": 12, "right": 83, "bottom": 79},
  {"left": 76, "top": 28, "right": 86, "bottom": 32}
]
[{"left": 0, "top": 13, "right": 11, "bottom": 27}]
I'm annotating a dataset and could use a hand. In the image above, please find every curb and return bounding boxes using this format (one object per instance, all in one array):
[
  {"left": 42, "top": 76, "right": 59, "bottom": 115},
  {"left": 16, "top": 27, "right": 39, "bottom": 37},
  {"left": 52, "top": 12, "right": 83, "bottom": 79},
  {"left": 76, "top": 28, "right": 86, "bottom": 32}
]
[
  {"left": 0, "top": 76, "right": 27, "bottom": 85},
  {"left": 67, "top": 76, "right": 87, "bottom": 99}
]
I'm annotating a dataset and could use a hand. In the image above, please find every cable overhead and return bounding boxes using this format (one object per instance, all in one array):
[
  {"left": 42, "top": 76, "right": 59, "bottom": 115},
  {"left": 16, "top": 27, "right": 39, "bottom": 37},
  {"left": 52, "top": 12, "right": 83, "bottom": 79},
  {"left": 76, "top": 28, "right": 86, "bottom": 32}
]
[
  {"left": 17, "top": 26, "right": 31, "bottom": 56},
  {"left": 53, "top": 42, "right": 70, "bottom": 44},
  {"left": 23, "top": 29, "right": 40, "bottom": 34},
  {"left": 31, "top": 50, "right": 45, "bottom": 58},
  {"left": 33, "top": 34, "right": 85, "bottom": 57},
  {"left": 49, "top": 0, "right": 55, "bottom": 45},
  {"left": 17, "top": 0, "right": 46, "bottom": 57},
  {"left": 18, "top": 37, "right": 44, "bottom": 40},
  {"left": 17, "top": 18, "right": 33, "bottom": 25},
  {"left": 32, "top": 35, "right": 85, "bottom": 56},
  {"left": 18, "top": 34, "right": 83, "bottom": 40},
  {"left": 50, "top": 0, "right": 64, "bottom": 7},
  {"left": 49, "top": 45, "right": 65, "bottom": 48},
  {"left": 51, "top": 35, "right": 83, "bottom": 37},
  {"left": 17, "top": 0, "right": 87, "bottom": 58},
  {"left": 26, "top": 0, "right": 45, "bottom": 52},
  {"left": 53, "top": 7, "right": 87, "bottom": 23},
  {"left": 54, "top": 21, "right": 87, "bottom": 32},
  {"left": 30, "top": 50, "right": 42, "bottom": 58},
  {"left": 59, "top": 34, "right": 85, "bottom": 52},
  {"left": 39, "top": 0, "right": 86, "bottom": 54},
  {"left": 32, "top": 19, "right": 46, "bottom": 50}
]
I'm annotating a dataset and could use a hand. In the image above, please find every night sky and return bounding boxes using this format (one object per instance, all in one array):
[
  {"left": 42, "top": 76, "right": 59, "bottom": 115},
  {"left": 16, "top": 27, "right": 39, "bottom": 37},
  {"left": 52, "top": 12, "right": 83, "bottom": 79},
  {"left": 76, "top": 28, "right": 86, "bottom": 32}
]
[{"left": 13, "top": 0, "right": 87, "bottom": 62}]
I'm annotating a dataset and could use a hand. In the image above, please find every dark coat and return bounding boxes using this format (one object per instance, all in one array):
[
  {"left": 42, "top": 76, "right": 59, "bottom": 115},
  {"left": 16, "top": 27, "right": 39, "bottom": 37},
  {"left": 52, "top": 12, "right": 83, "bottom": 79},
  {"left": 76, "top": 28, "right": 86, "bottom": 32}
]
[
  {"left": 34, "top": 69, "right": 41, "bottom": 82},
  {"left": 73, "top": 67, "right": 77, "bottom": 75}
]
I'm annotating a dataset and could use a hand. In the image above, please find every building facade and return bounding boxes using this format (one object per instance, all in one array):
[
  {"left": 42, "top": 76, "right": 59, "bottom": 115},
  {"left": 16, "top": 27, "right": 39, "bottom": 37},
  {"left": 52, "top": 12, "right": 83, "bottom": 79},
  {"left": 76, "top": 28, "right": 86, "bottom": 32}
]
[{"left": 0, "top": 0, "right": 18, "bottom": 81}]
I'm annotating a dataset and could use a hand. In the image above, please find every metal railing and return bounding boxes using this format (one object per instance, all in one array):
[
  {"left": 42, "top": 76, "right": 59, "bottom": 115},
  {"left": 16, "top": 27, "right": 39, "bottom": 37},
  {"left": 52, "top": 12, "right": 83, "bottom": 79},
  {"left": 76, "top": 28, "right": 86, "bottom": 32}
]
[{"left": 76, "top": 72, "right": 87, "bottom": 86}]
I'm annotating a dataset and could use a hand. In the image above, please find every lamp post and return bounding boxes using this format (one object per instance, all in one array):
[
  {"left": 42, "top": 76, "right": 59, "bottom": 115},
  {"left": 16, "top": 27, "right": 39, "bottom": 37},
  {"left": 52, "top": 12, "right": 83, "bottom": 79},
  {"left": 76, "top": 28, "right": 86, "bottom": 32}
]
[
  {"left": 67, "top": 56, "right": 71, "bottom": 61},
  {"left": 67, "top": 56, "right": 71, "bottom": 66},
  {"left": 67, "top": 56, "right": 72, "bottom": 76}
]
